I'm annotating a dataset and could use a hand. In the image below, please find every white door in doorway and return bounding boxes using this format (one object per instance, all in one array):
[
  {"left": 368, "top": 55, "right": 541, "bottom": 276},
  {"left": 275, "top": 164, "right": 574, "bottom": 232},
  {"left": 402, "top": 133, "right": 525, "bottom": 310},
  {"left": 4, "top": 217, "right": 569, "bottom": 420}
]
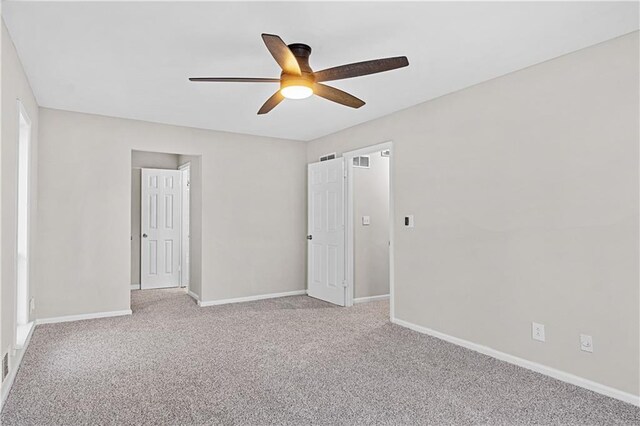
[
  {"left": 179, "top": 163, "right": 190, "bottom": 288},
  {"left": 141, "top": 168, "right": 182, "bottom": 289},
  {"left": 307, "top": 158, "right": 346, "bottom": 306}
]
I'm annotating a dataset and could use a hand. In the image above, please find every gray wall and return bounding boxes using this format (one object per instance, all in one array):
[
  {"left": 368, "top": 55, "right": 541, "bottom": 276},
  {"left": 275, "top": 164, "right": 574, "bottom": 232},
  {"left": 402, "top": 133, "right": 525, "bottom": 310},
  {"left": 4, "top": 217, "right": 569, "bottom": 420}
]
[
  {"left": 130, "top": 151, "right": 179, "bottom": 285},
  {"left": 307, "top": 33, "right": 639, "bottom": 396},
  {"left": 353, "top": 152, "right": 389, "bottom": 299},
  {"left": 1, "top": 19, "right": 40, "bottom": 395},
  {"left": 36, "top": 108, "right": 307, "bottom": 318}
]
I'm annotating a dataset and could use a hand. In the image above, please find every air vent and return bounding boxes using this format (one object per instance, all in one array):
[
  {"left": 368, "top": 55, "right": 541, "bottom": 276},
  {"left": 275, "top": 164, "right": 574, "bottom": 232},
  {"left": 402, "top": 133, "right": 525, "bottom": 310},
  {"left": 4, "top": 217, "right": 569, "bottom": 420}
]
[
  {"left": 2, "top": 353, "right": 8, "bottom": 381},
  {"left": 353, "top": 155, "right": 370, "bottom": 168},
  {"left": 319, "top": 153, "right": 336, "bottom": 162}
]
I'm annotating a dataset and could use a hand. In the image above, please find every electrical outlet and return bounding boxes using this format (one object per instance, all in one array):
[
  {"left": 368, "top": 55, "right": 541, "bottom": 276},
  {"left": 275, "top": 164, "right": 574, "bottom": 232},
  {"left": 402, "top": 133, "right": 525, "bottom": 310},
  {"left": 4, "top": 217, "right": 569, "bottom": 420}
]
[
  {"left": 532, "top": 322, "right": 545, "bottom": 342},
  {"left": 580, "top": 334, "right": 593, "bottom": 353},
  {"left": 362, "top": 216, "right": 370, "bottom": 226}
]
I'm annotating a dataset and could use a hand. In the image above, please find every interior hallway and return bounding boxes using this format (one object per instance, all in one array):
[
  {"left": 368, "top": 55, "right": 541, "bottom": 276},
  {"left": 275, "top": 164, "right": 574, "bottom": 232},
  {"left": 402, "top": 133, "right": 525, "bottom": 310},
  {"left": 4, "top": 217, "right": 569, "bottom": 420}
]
[{"left": 1, "top": 289, "right": 638, "bottom": 425}]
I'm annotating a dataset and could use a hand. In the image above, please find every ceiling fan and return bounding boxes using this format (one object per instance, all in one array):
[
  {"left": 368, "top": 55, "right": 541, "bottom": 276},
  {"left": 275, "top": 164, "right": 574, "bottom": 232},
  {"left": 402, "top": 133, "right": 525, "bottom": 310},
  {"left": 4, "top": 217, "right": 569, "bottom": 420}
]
[{"left": 189, "top": 33, "right": 409, "bottom": 115}]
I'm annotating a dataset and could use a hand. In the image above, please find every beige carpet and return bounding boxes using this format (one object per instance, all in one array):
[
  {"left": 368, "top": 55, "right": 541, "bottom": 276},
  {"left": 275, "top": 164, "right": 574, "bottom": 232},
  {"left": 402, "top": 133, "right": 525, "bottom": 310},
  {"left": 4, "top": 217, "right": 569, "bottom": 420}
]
[{"left": 1, "top": 288, "right": 638, "bottom": 425}]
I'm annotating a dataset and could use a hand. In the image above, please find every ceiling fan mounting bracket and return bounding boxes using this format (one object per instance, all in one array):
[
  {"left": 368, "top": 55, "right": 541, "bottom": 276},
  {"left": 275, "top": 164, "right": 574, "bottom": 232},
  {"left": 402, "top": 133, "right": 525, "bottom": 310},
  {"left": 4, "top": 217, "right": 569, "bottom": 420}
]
[
  {"left": 287, "top": 43, "right": 312, "bottom": 57},
  {"left": 287, "top": 43, "right": 313, "bottom": 73}
]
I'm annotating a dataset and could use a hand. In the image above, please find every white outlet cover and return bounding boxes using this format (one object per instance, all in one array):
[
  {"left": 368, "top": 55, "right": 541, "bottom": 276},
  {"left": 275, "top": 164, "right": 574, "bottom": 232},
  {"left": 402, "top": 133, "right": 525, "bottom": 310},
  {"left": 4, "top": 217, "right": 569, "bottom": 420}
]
[
  {"left": 580, "top": 334, "right": 593, "bottom": 353},
  {"left": 362, "top": 216, "right": 370, "bottom": 226},
  {"left": 532, "top": 322, "right": 545, "bottom": 342}
]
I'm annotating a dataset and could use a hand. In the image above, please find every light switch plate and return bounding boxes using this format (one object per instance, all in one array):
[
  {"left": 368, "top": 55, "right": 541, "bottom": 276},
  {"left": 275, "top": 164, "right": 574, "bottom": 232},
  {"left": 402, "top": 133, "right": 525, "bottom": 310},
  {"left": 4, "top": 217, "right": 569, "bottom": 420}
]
[
  {"left": 404, "top": 215, "right": 414, "bottom": 228},
  {"left": 532, "top": 322, "right": 545, "bottom": 342},
  {"left": 362, "top": 216, "right": 370, "bottom": 226}
]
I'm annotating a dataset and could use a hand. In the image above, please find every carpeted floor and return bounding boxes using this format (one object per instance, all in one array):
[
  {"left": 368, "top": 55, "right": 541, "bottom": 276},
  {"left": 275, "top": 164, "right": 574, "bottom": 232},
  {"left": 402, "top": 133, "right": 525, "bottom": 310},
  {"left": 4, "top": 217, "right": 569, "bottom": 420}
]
[{"left": 1, "top": 289, "right": 638, "bottom": 425}]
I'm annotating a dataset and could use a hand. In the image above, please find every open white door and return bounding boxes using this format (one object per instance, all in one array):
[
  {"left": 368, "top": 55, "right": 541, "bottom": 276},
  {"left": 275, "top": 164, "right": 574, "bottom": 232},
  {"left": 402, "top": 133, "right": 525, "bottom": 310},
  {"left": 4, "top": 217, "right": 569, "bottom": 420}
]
[
  {"left": 307, "top": 158, "right": 346, "bottom": 306},
  {"left": 141, "top": 168, "right": 182, "bottom": 289},
  {"left": 179, "top": 163, "right": 190, "bottom": 288}
]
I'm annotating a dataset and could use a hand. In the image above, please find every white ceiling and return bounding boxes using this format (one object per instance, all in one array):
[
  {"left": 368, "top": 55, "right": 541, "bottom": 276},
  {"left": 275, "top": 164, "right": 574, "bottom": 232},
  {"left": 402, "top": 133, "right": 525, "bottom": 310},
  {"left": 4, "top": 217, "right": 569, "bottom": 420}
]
[{"left": 3, "top": 2, "right": 638, "bottom": 141}]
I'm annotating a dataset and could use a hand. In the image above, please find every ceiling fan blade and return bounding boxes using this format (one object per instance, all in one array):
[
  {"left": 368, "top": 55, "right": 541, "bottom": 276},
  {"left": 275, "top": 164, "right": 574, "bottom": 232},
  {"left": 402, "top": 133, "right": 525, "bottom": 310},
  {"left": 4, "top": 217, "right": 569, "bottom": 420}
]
[
  {"left": 313, "top": 83, "right": 365, "bottom": 109},
  {"left": 189, "top": 77, "right": 280, "bottom": 83},
  {"left": 261, "top": 33, "right": 302, "bottom": 76},
  {"left": 257, "top": 91, "right": 285, "bottom": 115},
  {"left": 314, "top": 56, "right": 409, "bottom": 82}
]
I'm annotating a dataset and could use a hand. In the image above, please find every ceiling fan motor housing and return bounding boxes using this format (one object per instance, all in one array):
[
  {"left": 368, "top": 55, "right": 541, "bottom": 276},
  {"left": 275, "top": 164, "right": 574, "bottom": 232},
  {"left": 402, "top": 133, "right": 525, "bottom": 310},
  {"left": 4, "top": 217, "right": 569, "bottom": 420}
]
[{"left": 280, "top": 43, "right": 315, "bottom": 92}]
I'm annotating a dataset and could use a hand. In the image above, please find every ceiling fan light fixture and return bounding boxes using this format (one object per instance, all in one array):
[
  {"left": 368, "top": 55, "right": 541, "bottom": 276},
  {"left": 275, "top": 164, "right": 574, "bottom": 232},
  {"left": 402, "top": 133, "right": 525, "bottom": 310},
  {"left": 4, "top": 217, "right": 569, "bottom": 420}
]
[
  {"left": 280, "top": 76, "right": 313, "bottom": 99},
  {"left": 281, "top": 85, "right": 313, "bottom": 99}
]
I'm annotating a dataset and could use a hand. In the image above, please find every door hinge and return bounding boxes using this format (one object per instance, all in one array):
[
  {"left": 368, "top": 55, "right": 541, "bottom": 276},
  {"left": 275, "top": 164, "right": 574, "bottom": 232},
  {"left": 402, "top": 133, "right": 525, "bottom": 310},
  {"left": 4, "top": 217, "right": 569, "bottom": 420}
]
[{"left": 342, "top": 280, "right": 347, "bottom": 288}]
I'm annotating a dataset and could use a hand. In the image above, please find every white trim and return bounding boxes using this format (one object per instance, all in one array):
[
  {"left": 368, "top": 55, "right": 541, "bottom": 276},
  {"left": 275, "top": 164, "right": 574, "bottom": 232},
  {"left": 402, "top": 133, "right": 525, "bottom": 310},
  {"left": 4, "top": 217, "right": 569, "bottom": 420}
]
[
  {"left": 198, "top": 290, "right": 307, "bottom": 307},
  {"left": 35, "top": 309, "right": 132, "bottom": 325},
  {"left": 179, "top": 162, "right": 191, "bottom": 292},
  {"left": 391, "top": 317, "right": 640, "bottom": 407},
  {"left": 1, "top": 318, "right": 35, "bottom": 410},
  {"left": 130, "top": 284, "right": 141, "bottom": 290},
  {"left": 343, "top": 141, "right": 394, "bottom": 320},
  {"left": 354, "top": 294, "right": 390, "bottom": 304},
  {"left": 15, "top": 321, "right": 34, "bottom": 349},
  {"left": 15, "top": 99, "right": 33, "bottom": 349},
  {"left": 187, "top": 290, "right": 200, "bottom": 301}
]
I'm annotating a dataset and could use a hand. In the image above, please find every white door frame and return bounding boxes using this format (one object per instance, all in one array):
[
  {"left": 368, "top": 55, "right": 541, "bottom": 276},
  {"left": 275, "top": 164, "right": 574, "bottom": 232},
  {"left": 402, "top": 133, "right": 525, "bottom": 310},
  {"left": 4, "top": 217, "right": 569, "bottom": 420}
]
[
  {"left": 178, "top": 162, "right": 191, "bottom": 291},
  {"left": 343, "top": 141, "right": 394, "bottom": 318},
  {"left": 15, "top": 99, "right": 33, "bottom": 348}
]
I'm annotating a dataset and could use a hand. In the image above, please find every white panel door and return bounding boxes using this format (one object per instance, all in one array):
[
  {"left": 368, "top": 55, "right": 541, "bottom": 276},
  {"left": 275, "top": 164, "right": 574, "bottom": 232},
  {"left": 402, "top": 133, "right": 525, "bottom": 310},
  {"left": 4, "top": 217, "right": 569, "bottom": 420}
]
[
  {"left": 180, "top": 165, "right": 190, "bottom": 288},
  {"left": 307, "top": 158, "right": 345, "bottom": 306},
  {"left": 141, "top": 168, "right": 182, "bottom": 289}
]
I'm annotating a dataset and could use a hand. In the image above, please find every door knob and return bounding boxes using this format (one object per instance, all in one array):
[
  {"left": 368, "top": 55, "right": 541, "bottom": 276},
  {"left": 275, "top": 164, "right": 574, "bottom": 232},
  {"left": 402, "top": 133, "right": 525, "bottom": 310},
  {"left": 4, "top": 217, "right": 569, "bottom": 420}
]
[{"left": 143, "top": 233, "right": 148, "bottom": 238}]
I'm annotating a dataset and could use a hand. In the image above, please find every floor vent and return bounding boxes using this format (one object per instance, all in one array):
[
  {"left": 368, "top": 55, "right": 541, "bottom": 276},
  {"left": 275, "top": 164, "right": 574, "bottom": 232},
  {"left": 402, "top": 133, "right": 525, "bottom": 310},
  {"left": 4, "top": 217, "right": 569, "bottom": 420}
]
[
  {"left": 320, "top": 153, "right": 336, "bottom": 162},
  {"left": 2, "top": 353, "right": 8, "bottom": 381}
]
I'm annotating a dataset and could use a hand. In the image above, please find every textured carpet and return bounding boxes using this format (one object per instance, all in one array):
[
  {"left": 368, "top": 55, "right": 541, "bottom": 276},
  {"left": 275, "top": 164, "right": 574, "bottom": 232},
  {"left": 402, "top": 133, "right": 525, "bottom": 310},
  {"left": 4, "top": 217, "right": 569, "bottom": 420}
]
[{"left": 1, "top": 289, "right": 638, "bottom": 425}]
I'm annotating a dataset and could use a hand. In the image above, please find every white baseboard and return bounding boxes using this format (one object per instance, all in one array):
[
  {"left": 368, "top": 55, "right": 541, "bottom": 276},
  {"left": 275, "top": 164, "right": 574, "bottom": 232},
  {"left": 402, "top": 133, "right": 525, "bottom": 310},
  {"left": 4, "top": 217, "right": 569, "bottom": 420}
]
[
  {"left": 36, "top": 309, "right": 132, "bottom": 325},
  {"left": 187, "top": 290, "right": 200, "bottom": 301},
  {"left": 130, "top": 284, "right": 140, "bottom": 290},
  {"left": 1, "top": 320, "right": 36, "bottom": 410},
  {"left": 198, "top": 290, "right": 307, "bottom": 307},
  {"left": 391, "top": 317, "right": 640, "bottom": 407},
  {"left": 354, "top": 294, "right": 390, "bottom": 304}
]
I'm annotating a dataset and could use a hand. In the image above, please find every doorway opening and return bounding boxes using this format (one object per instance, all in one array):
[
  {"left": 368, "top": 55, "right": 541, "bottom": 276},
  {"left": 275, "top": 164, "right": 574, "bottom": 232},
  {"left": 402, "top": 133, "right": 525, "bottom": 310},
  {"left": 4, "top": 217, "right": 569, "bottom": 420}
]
[
  {"left": 130, "top": 151, "right": 202, "bottom": 303},
  {"left": 344, "top": 142, "right": 393, "bottom": 316},
  {"left": 16, "top": 101, "right": 33, "bottom": 348},
  {"left": 306, "top": 142, "right": 394, "bottom": 316}
]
